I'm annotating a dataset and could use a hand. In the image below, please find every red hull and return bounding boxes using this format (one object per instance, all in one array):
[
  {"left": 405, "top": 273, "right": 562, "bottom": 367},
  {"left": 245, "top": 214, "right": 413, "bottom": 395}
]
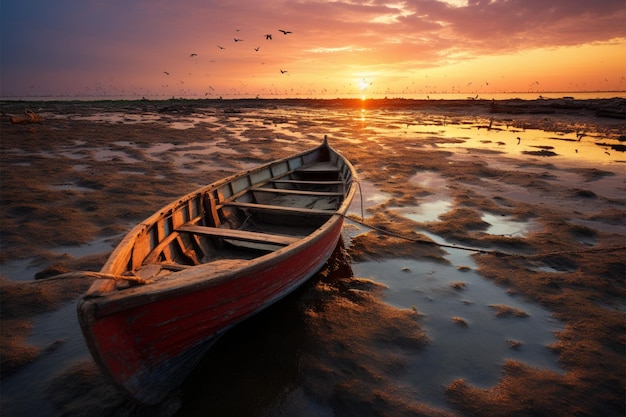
[{"left": 82, "top": 220, "right": 342, "bottom": 404}]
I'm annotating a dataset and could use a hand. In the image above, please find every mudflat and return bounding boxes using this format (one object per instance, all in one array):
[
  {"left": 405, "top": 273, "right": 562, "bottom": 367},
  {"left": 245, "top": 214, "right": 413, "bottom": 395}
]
[{"left": 1, "top": 98, "right": 624, "bottom": 416}]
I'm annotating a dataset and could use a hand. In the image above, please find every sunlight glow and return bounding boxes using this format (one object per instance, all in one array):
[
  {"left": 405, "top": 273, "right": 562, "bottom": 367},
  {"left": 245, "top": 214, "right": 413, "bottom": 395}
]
[
  {"left": 371, "top": 2, "right": 414, "bottom": 24},
  {"left": 440, "top": 0, "right": 468, "bottom": 7},
  {"left": 307, "top": 46, "right": 369, "bottom": 53}
]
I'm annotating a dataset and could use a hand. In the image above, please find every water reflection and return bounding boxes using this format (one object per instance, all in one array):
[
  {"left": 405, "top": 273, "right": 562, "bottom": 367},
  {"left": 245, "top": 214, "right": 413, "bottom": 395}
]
[
  {"left": 482, "top": 213, "right": 538, "bottom": 236},
  {"left": 396, "top": 199, "right": 453, "bottom": 223},
  {"left": 352, "top": 231, "right": 563, "bottom": 409},
  {"left": 423, "top": 122, "right": 621, "bottom": 164},
  {"left": 1, "top": 301, "right": 90, "bottom": 417}
]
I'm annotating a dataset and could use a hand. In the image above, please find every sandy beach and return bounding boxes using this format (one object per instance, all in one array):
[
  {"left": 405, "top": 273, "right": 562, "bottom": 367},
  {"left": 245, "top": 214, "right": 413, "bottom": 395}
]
[{"left": 1, "top": 97, "right": 624, "bottom": 416}]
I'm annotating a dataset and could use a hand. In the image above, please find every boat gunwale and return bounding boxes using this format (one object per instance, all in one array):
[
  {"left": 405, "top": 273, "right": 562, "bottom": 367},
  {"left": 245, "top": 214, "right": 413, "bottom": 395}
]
[
  {"left": 82, "top": 140, "right": 334, "bottom": 294},
  {"left": 79, "top": 138, "right": 358, "bottom": 311}
]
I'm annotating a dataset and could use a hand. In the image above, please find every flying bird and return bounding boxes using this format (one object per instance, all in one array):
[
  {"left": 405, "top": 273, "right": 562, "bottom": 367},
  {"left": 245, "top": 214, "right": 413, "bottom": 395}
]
[
  {"left": 265, "top": 34, "right": 272, "bottom": 40},
  {"left": 190, "top": 53, "right": 197, "bottom": 57},
  {"left": 217, "top": 45, "right": 225, "bottom": 49},
  {"left": 234, "top": 38, "right": 243, "bottom": 42},
  {"left": 163, "top": 71, "right": 170, "bottom": 75},
  {"left": 254, "top": 47, "right": 260, "bottom": 51},
  {"left": 280, "top": 69, "right": 288, "bottom": 74},
  {"left": 278, "top": 29, "right": 292, "bottom": 35}
]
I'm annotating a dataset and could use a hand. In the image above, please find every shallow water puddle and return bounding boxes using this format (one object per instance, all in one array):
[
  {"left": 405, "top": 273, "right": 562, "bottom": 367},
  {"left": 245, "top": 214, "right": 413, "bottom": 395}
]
[
  {"left": 0, "top": 258, "right": 46, "bottom": 282},
  {"left": 352, "top": 231, "right": 563, "bottom": 409},
  {"left": 60, "top": 112, "right": 163, "bottom": 124},
  {"left": 1, "top": 236, "right": 118, "bottom": 282},
  {"left": 49, "top": 182, "right": 96, "bottom": 192},
  {"left": 482, "top": 213, "right": 537, "bottom": 236},
  {"left": 105, "top": 141, "right": 241, "bottom": 172},
  {"left": 393, "top": 170, "right": 454, "bottom": 222},
  {"left": 50, "top": 235, "right": 118, "bottom": 258},
  {"left": 395, "top": 199, "right": 453, "bottom": 223},
  {"left": 426, "top": 121, "right": 622, "bottom": 163},
  {"left": 1, "top": 301, "right": 90, "bottom": 417}
]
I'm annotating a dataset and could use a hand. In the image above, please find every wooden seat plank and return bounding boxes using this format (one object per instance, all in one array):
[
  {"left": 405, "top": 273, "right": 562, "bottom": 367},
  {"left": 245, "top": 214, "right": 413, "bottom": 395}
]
[
  {"left": 251, "top": 187, "right": 343, "bottom": 197},
  {"left": 177, "top": 224, "right": 299, "bottom": 246},
  {"left": 295, "top": 163, "right": 341, "bottom": 173},
  {"left": 223, "top": 201, "right": 335, "bottom": 216},
  {"left": 271, "top": 179, "right": 343, "bottom": 185}
]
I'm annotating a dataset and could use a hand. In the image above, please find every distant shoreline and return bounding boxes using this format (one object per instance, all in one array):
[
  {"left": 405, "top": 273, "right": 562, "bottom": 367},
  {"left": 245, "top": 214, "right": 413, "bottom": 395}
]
[
  {"left": 2, "top": 95, "right": 624, "bottom": 121},
  {"left": 1, "top": 91, "right": 625, "bottom": 103}
]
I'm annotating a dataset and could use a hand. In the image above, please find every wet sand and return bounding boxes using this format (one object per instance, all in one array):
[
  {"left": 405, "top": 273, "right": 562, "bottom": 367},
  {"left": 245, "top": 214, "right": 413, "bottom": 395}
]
[{"left": 1, "top": 98, "right": 624, "bottom": 416}]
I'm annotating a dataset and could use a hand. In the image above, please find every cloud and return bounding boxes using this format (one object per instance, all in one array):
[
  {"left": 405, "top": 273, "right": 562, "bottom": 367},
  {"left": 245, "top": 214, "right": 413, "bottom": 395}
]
[
  {"left": 400, "top": 0, "right": 626, "bottom": 51},
  {"left": 1, "top": 0, "right": 624, "bottom": 96},
  {"left": 306, "top": 46, "right": 371, "bottom": 53}
]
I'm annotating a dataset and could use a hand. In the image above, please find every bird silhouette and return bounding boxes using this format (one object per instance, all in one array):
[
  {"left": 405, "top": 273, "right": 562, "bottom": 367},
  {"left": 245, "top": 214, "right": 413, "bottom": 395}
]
[
  {"left": 163, "top": 71, "right": 170, "bottom": 75},
  {"left": 254, "top": 47, "right": 260, "bottom": 51},
  {"left": 278, "top": 29, "right": 292, "bottom": 35},
  {"left": 217, "top": 45, "right": 225, "bottom": 49},
  {"left": 517, "top": 137, "right": 521, "bottom": 144},
  {"left": 265, "top": 34, "right": 272, "bottom": 40},
  {"left": 190, "top": 53, "right": 197, "bottom": 57},
  {"left": 280, "top": 69, "right": 288, "bottom": 74},
  {"left": 234, "top": 38, "right": 243, "bottom": 42}
]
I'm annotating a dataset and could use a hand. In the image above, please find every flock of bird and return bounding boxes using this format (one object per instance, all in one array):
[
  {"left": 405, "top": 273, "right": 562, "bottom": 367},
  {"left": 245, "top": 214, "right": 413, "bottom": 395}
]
[{"left": 162, "top": 28, "right": 294, "bottom": 82}]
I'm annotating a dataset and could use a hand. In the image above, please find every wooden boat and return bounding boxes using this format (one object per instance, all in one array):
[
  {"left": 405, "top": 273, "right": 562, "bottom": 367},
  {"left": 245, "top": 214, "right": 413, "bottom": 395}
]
[{"left": 77, "top": 136, "right": 357, "bottom": 405}]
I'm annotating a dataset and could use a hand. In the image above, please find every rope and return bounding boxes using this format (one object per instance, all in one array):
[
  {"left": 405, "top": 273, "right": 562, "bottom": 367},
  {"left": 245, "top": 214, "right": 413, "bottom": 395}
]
[
  {"left": 341, "top": 214, "right": 626, "bottom": 259},
  {"left": 356, "top": 178, "right": 364, "bottom": 220},
  {"left": 38, "top": 271, "right": 151, "bottom": 285},
  {"left": 342, "top": 214, "right": 492, "bottom": 254}
]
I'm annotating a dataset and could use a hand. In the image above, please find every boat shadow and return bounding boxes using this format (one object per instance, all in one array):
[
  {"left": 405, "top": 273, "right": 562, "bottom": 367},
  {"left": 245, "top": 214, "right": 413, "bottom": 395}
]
[{"left": 175, "top": 240, "right": 354, "bottom": 416}]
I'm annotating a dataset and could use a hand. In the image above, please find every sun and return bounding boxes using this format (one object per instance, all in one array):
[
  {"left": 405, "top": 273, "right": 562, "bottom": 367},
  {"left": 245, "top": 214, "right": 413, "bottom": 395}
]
[{"left": 359, "top": 78, "right": 369, "bottom": 91}]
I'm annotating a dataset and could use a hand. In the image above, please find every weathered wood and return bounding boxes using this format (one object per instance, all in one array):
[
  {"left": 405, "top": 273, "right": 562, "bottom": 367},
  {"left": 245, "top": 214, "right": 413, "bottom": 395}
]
[
  {"left": 143, "top": 232, "right": 179, "bottom": 264},
  {"left": 177, "top": 224, "right": 300, "bottom": 246},
  {"left": 295, "top": 163, "right": 340, "bottom": 173},
  {"left": 158, "top": 262, "right": 193, "bottom": 271},
  {"left": 203, "top": 193, "right": 221, "bottom": 227},
  {"left": 45, "top": 271, "right": 150, "bottom": 284},
  {"left": 251, "top": 187, "right": 343, "bottom": 197},
  {"left": 222, "top": 201, "right": 336, "bottom": 216},
  {"left": 270, "top": 179, "right": 343, "bottom": 185}
]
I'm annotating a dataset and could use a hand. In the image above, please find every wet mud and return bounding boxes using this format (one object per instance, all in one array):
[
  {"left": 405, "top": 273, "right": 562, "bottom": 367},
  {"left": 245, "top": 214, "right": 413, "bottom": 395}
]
[{"left": 1, "top": 98, "right": 624, "bottom": 416}]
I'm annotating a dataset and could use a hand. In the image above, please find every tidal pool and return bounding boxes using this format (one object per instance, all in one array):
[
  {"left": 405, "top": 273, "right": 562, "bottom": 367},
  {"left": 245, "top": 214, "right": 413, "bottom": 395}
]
[
  {"left": 482, "top": 213, "right": 538, "bottom": 236},
  {"left": 352, "top": 231, "right": 564, "bottom": 409},
  {"left": 1, "top": 301, "right": 90, "bottom": 417}
]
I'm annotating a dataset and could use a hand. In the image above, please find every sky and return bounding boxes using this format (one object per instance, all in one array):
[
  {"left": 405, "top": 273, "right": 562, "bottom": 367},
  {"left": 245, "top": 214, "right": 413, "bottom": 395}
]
[{"left": 1, "top": 0, "right": 625, "bottom": 99}]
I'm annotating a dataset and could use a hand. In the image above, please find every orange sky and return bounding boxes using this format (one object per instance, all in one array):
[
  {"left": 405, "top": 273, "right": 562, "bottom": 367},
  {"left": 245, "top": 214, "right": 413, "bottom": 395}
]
[{"left": 1, "top": 0, "right": 625, "bottom": 98}]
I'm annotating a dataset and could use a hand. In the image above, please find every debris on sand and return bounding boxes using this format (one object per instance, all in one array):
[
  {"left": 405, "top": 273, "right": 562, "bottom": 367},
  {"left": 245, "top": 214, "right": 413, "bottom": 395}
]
[{"left": 9, "top": 109, "right": 44, "bottom": 124}]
